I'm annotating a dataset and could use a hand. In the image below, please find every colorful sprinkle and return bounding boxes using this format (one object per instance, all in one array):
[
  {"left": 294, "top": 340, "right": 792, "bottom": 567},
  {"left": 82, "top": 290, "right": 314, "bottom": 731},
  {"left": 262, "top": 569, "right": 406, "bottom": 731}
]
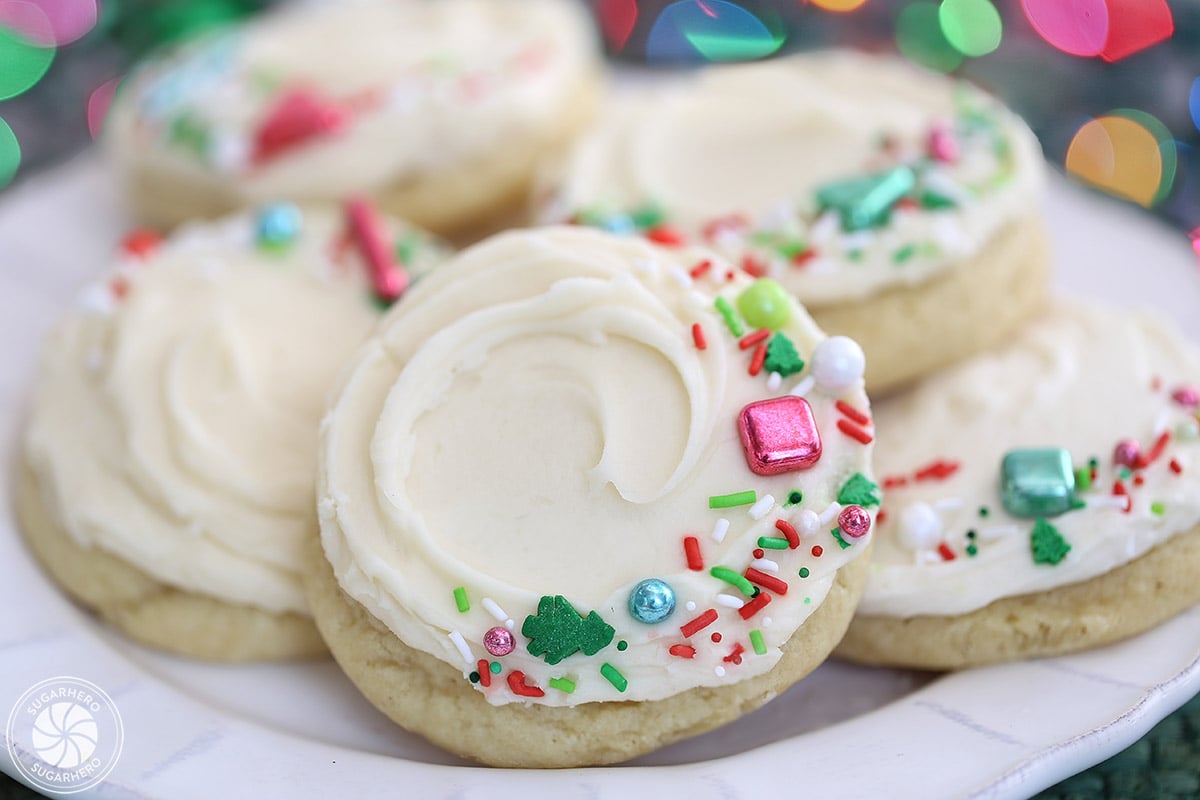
[
  {"left": 737, "top": 591, "right": 772, "bottom": 620},
  {"left": 937, "top": 542, "right": 957, "bottom": 561},
  {"left": 837, "top": 505, "right": 872, "bottom": 538},
  {"left": 521, "top": 595, "right": 615, "bottom": 665},
  {"left": 692, "top": 322, "right": 707, "bottom": 350},
  {"left": 1031, "top": 518, "right": 1071, "bottom": 565},
  {"left": 476, "top": 659, "right": 491, "bottom": 687},
  {"left": 835, "top": 400, "right": 871, "bottom": 427},
  {"left": 668, "top": 644, "right": 697, "bottom": 658},
  {"left": 483, "top": 626, "right": 515, "bottom": 657},
  {"left": 255, "top": 202, "right": 302, "bottom": 249},
  {"left": 709, "top": 490, "right": 757, "bottom": 509},
  {"left": 452, "top": 586, "right": 469, "bottom": 613},
  {"left": 1001, "top": 449, "right": 1077, "bottom": 518},
  {"left": 838, "top": 473, "right": 881, "bottom": 507},
  {"left": 756, "top": 536, "right": 790, "bottom": 550},
  {"left": 738, "top": 396, "right": 823, "bottom": 476},
  {"left": 252, "top": 87, "right": 350, "bottom": 164},
  {"left": 837, "top": 418, "right": 874, "bottom": 445},
  {"left": 711, "top": 518, "right": 730, "bottom": 543},
  {"left": 448, "top": 630, "right": 473, "bottom": 665},
  {"left": 345, "top": 196, "right": 409, "bottom": 303},
  {"left": 748, "top": 342, "right": 768, "bottom": 376},
  {"left": 1151, "top": 501, "right": 1166, "bottom": 516},
  {"left": 775, "top": 518, "right": 800, "bottom": 549},
  {"left": 749, "top": 629, "right": 767, "bottom": 656},
  {"left": 1113, "top": 438, "right": 1141, "bottom": 469},
  {"left": 744, "top": 568, "right": 788, "bottom": 596},
  {"left": 548, "top": 676, "right": 576, "bottom": 694},
  {"left": 710, "top": 566, "right": 756, "bottom": 596},
  {"left": 736, "top": 278, "right": 791, "bottom": 330},
  {"left": 810, "top": 336, "right": 866, "bottom": 391},
  {"left": 683, "top": 535, "right": 704, "bottom": 570},
  {"left": 748, "top": 493, "right": 776, "bottom": 520},
  {"left": 679, "top": 609, "right": 719, "bottom": 638},
  {"left": 599, "top": 663, "right": 628, "bottom": 692},
  {"left": 628, "top": 578, "right": 677, "bottom": 623},
  {"left": 738, "top": 328, "right": 771, "bottom": 350},
  {"left": 798, "top": 567, "right": 810, "bottom": 578},
  {"left": 507, "top": 671, "right": 545, "bottom": 698},
  {"left": 816, "top": 166, "right": 916, "bottom": 231}
]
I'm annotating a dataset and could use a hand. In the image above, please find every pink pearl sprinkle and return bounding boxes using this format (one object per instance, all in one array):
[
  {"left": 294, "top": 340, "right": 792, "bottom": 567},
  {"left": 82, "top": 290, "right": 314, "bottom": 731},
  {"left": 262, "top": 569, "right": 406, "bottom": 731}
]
[
  {"left": 927, "top": 124, "right": 960, "bottom": 164},
  {"left": 1171, "top": 385, "right": 1200, "bottom": 409},
  {"left": 837, "top": 505, "right": 872, "bottom": 539},
  {"left": 483, "top": 626, "right": 514, "bottom": 657},
  {"left": 1113, "top": 438, "right": 1141, "bottom": 469}
]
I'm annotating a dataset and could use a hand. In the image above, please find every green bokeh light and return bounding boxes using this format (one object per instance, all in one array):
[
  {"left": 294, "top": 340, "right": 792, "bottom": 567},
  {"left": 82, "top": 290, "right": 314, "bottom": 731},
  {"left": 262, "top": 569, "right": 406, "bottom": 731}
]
[
  {"left": 0, "top": 117, "right": 20, "bottom": 188},
  {"left": 938, "top": 0, "right": 1003, "bottom": 58},
  {"left": 1113, "top": 108, "right": 1178, "bottom": 207},
  {"left": 896, "top": 3, "right": 963, "bottom": 73},
  {"left": 0, "top": 25, "right": 55, "bottom": 101}
]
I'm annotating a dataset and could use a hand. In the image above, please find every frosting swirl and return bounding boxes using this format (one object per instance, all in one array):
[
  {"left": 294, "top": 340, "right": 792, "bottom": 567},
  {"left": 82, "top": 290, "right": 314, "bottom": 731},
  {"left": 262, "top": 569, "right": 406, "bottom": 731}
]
[
  {"left": 861, "top": 303, "right": 1200, "bottom": 617},
  {"left": 319, "top": 227, "right": 875, "bottom": 706}
]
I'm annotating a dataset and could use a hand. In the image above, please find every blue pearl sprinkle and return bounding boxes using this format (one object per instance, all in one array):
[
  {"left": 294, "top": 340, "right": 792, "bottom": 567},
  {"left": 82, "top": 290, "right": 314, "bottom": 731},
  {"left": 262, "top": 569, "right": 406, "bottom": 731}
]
[
  {"left": 255, "top": 202, "right": 303, "bottom": 249},
  {"left": 628, "top": 578, "right": 676, "bottom": 624}
]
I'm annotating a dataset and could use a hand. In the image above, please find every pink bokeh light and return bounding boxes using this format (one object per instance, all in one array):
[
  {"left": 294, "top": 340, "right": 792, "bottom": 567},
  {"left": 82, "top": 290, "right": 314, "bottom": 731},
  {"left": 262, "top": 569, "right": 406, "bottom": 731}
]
[{"left": 0, "top": 0, "right": 96, "bottom": 47}]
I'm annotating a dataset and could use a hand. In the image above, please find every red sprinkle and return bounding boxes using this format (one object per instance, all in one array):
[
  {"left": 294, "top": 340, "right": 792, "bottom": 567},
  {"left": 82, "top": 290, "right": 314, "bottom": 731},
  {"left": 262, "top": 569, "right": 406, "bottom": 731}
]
[
  {"left": 1136, "top": 432, "right": 1171, "bottom": 468},
  {"left": 110, "top": 276, "right": 130, "bottom": 300},
  {"left": 882, "top": 476, "right": 909, "bottom": 489},
  {"left": 646, "top": 225, "right": 685, "bottom": 246},
  {"left": 752, "top": 548, "right": 765, "bottom": 559},
  {"left": 723, "top": 643, "right": 745, "bottom": 664},
  {"left": 937, "top": 543, "right": 956, "bottom": 561},
  {"left": 811, "top": 545, "right": 823, "bottom": 558},
  {"left": 775, "top": 518, "right": 800, "bottom": 549},
  {"left": 744, "top": 568, "right": 788, "bottom": 596},
  {"left": 895, "top": 197, "right": 920, "bottom": 212},
  {"left": 1113, "top": 480, "right": 1127, "bottom": 496},
  {"left": 120, "top": 228, "right": 161, "bottom": 259},
  {"left": 1170, "top": 458, "right": 1183, "bottom": 475},
  {"left": 791, "top": 248, "right": 818, "bottom": 267},
  {"left": 252, "top": 88, "right": 350, "bottom": 164},
  {"left": 683, "top": 536, "right": 704, "bottom": 571},
  {"left": 739, "top": 328, "right": 771, "bottom": 350},
  {"left": 346, "top": 196, "right": 409, "bottom": 302},
  {"left": 915, "top": 460, "right": 961, "bottom": 481},
  {"left": 725, "top": 271, "right": 736, "bottom": 281},
  {"left": 668, "top": 644, "right": 697, "bottom": 659},
  {"left": 737, "top": 591, "right": 772, "bottom": 620},
  {"left": 689, "top": 259, "right": 713, "bottom": 279},
  {"left": 680, "top": 609, "right": 719, "bottom": 638},
  {"left": 692, "top": 323, "right": 707, "bottom": 351},
  {"left": 835, "top": 400, "right": 871, "bottom": 427},
  {"left": 876, "top": 509, "right": 888, "bottom": 524},
  {"left": 741, "top": 254, "right": 768, "bottom": 278},
  {"left": 710, "top": 632, "right": 722, "bottom": 643},
  {"left": 749, "top": 342, "right": 768, "bottom": 376},
  {"left": 507, "top": 671, "right": 544, "bottom": 698},
  {"left": 838, "top": 418, "right": 874, "bottom": 444},
  {"left": 1134, "top": 474, "right": 1145, "bottom": 487},
  {"left": 477, "top": 659, "right": 491, "bottom": 688}
]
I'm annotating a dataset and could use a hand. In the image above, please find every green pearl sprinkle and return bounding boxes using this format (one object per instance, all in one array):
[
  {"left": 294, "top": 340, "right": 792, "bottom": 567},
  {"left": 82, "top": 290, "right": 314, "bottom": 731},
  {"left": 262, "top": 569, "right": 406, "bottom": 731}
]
[
  {"left": 798, "top": 567, "right": 810, "bottom": 578},
  {"left": 736, "top": 279, "right": 791, "bottom": 331},
  {"left": 489, "top": 661, "right": 502, "bottom": 674},
  {"left": 617, "top": 640, "right": 628, "bottom": 651},
  {"left": 469, "top": 672, "right": 480, "bottom": 683},
  {"left": 1151, "top": 502, "right": 1166, "bottom": 516}
]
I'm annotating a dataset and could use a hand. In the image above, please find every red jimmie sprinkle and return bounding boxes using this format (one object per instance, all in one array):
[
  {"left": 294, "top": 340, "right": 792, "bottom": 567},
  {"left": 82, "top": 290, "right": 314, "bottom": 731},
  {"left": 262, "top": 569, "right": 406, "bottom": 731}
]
[
  {"left": 646, "top": 225, "right": 685, "bottom": 246},
  {"left": 838, "top": 418, "right": 874, "bottom": 444},
  {"left": 739, "top": 328, "right": 771, "bottom": 350},
  {"left": 477, "top": 659, "right": 491, "bottom": 688},
  {"left": 876, "top": 509, "right": 888, "bottom": 524},
  {"left": 252, "top": 88, "right": 350, "bottom": 164},
  {"left": 692, "top": 323, "right": 707, "bottom": 351},
  {"left": 791, "top": 248, "right": 818, "bottom": 267},
  {"left": 507, "top": 671, "right": 544, "bottom": 698},
  {"left": 701, "top": 214, "right": 749, "bottom": 242},
  {"left": 775, "top": 518, "right": 800, "bottom": 549},
  {"left": 937, "top": 543, "right": 956, "bottom": 561},
  {"left": 737, "top": 591, "right": 771, "bottom": 620},
  {"left": 680, "top": 609, "right": 719, "bottom": 638},
  {"left": 690, "top": 259, "right": 713, "bottom": 279},
  {"left": 835, "top": 400, "right": 871, "bottom": 427},
  {"left": 1170, "top": 458, "right": 1183, "bottom": 475},
  {"left": 683, "top": 536, "right": 704, "bottom": 571},
  {"left": 744, "top": 568, "right": 788, "bottom": 596},
  {"left": 1136, "top": 432, "right": 1171, "bottom": 469},
  {"left": 749, "top": 342, "right": 768, "bottom": 376},
  {"left": 110, "top": 276, "right": 130, "bottom": 300},
  {"left": 882, "top": 476, "right": 909, "bottom": 489},
  {"left": 120, "top": 228, "right": 161, "bottom": 259},
  {"left": 915, "top": 460, "right": 961, "bottom": 481},
  {"left": 668, "top": 644, "right": 697, "bottom": 659},
  {"left": 723, "top": 643, "right": 745, "bottom": 664},
  {"left": 345, "top": 196, "right": 409, "bottom": 302},
  {"left": 741, "top": 254, "right": 768, "bottom": 278}
]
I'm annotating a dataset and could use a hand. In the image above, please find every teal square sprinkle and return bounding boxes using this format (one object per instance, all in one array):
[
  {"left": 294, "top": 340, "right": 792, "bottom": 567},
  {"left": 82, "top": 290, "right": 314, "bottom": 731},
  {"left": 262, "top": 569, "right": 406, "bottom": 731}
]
[{"left": 1001, "top": 449, "right": 1076, "bottom": 518}]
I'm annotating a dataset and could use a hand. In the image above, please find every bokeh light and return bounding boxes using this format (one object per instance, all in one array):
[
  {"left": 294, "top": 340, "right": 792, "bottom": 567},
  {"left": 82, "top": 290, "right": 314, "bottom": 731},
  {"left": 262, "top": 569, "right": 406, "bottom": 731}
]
[
  {"left": 1065, "top": 111, "right": 1177, "bottom": 208},
  {"left": 0, "top": 0, "right": 96, "bottom": 47},
  {"left": 0, "top": 117, "right": 20, "bottom": 189},
  {"left": 1020, "top": 0, "right": 1172, "bottom": 62},
  {"left": 87, "top": 76, "right": 121, "bottom": 140},
  {"left": 896, "top": 2, "right": 962, "bottom": 73},
  {"left": 647, "top": 0, "right": 784, "bottom": 62},
  {"left": 810, "top": 0, "right": 869, "bottom": 12},
  {"left": 0, "top": 10, "right": 55, "bottom": 100},
  {"left": 1190, "top": 76, "right": 1200, "bottom": 135},
  {"left": 938, "top": 0, "right": 1002, "bottom": 58},
  {"left": 597, "top": 0, "right": 637, "bottom": 52},
  {"left": 1097, "top": 0, "right": 1172, "bottom": 63}
]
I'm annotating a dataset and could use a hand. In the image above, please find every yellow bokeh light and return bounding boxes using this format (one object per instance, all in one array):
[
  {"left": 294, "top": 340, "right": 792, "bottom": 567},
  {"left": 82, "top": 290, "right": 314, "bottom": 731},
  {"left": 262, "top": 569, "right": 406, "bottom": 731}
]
[
  {"left": 1065, "top": 116, "right": 1166, "bottom": 208},
  {"left": 810, "top": 0, "right": 869, "bottom": 12}
]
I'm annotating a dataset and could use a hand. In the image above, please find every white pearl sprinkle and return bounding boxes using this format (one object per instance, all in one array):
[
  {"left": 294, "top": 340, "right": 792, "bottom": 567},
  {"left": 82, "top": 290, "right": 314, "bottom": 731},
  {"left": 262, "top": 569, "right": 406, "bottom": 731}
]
[
  {"left": 899, "top": 502, "right": 943, "bottom": 551},
  {"left": 810, "top": 336, "right": 866, "bottom": 392},
  {"left": 685, "top": 601, "right": 697, "bottom": 612},
  {"left": 794, "top": 509, "right": 821, "bottom": 538},
  {"left": 714, "top": 666, "right": 727, "bottom": 678}
]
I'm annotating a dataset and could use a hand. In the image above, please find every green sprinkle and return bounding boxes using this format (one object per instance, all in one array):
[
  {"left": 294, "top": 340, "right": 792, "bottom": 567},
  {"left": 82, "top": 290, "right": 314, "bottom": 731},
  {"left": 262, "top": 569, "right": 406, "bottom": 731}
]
[
  {"left": 631, "top": 204, "right": 665, "bottom": 229},
  {"left": 710, "top": 490, "right": 757, "bottom": 509},
  {"left": 804, "top": 597, "right": 811, "bottom": 605},
  {"left": 710, "top": 566, "right": 756, "bottom": 596},
  {"left": 798, "top": 567, "right": 810, "bottom": 578},
  {"left": 548, "top": 676, "right": 577, "bottom": 694},
  {"left": 600, "top": 663, "right": 628, "bottom": 693},
  {"left": 1119, "top": 467, "right": 1132, "bottom": 481},
  {"left": 1088, "top": 457, "right": 1099, "bottom": 469},
  {"left": 764, "top": 332, "right": 805, "bottom": 377},
  {"left": 1151, "top": 501, "right": 1166, "bottom": 516},
  {"left": 757, "top": 536, "right": 790, "bottom": 550},
  {"left": 966, "top": 544, "right": 978, "bottom": 557},
  {"left": 1031, "top": 518, "right": 1071, "bottom": 566},
  {"left": 468, "top": 671, "right": 480, "bottom": 683},
  {"left": 617, "top": 640, "right": 628, "bottom": 651},
  {"left": 714, "top": 296, "right": 745, "bottom": 337},
  {"left": 893, "top": 243, "right": 918, "bottom": 263},
  {"left": 787, "top": 491, "right": 804, "bottom": 506},
  {"left": 522, "top": 595, "right": 615, "bottom": 665},
  {"left": 776, "top": 240, "right": 809, "bottom": 259},
  {"left": 1075, "top": 466, "right": 1092, "bottom": 491},
  {"left": 838, "top": 473, "right": 881, "bottom": 507},
  {"left": 830, "top": 528, "right": 852, "bottom": 549},
  {"left": 849, "top": 250, "right": 864, "bottom": 262},
  {"left": 1070, "top": 497, "right": 1086, "bottom": 510},
  {"left": 453, "top": 586, "right": 470, "bottom": 613},
  {"left": 749, "top": 629, "right": 767, "bottom": 656},
  {"left": 966, "top": 529, "right": 977, "bottom": 539},
  {"left": 979, "top": 506, "right": 990, "bottom": 518},
  {"left": 737, "top": 279, "right": 792, "bottom": 330},
  {"left": 395, "top": 233, "right": 420, "bottom": 265},
  {"left": 919, "top": 189, "right": 957, "bottom": 210},
  {"left": 490, "top": 661, "right": 502, "bottom": 674}
]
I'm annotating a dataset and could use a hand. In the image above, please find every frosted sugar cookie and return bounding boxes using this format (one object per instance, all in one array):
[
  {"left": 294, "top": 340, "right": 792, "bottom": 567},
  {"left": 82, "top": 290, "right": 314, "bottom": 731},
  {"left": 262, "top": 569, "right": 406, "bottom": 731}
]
[
  {"left": 107, "top": 0, "right": 603, "bottom": 235},
  {"left": 18, "top": 201, "right": 448, "bottom": 661},
  {"left": 837, "top": 302, "right": 1200, "bottom": 669},
  {"left": 309, "top": 226, "right": 878, "bottom": 767},
  {"left": 544, "top": 50, "right": 1051, "bottom": 392}
]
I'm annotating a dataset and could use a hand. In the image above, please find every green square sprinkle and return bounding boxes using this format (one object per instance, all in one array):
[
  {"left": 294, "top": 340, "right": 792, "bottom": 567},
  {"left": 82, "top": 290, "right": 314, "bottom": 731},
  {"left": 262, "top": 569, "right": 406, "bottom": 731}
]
[
  {"left": 548, "top": 676, "right": 576, "bottom": 694},
  {"left": 453, "top": 586, "right": 470, "bottom": 613},
  {"left": 1001, "top": 449, "right": 1076, "bottom": 518},
  {"left": 600, "top": 663, "right": 628, "bottom": 693},
  {"left": 749, "top": 629, "right": 767, "bottom": 656}
]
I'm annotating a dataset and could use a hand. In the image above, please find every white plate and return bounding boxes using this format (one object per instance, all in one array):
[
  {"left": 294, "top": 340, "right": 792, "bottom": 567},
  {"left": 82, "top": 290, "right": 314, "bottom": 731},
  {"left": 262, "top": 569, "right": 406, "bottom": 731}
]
[{"left": 1, "top": 156, "right": 1198, "bottom": 800}]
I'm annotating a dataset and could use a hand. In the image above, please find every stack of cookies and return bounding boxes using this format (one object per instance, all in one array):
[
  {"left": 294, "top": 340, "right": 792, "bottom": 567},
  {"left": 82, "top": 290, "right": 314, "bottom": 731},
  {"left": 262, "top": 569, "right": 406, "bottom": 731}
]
[{"left": 15, "top": 0, "right": 1200, "bottom": 770}]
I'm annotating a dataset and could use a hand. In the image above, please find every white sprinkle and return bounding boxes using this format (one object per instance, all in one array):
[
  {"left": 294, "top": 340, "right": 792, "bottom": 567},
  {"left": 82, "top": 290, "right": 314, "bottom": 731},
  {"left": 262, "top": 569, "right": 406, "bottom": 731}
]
[
  {"left": 794, "top": 509, "right": 822, "bottom": 538},
  {"left": 810, "top": 211, "right": 841, "bottom": 245},
  {"left": 669, "top": 266, "right": 694, "bottom": 289},
  {"left": 448, "top": 631, "right": 472, "bottom": 665},
  {"left": 1154, "top": 410, "right": 1170, "bottom": 437},
  {"left": 505, "top": 619, "right": 515, "bottom": 630},
  {"left": 819, "top": 502, "right": 842, "bottom": 525},
  {"left": 762, "top": 616, "right": 773, "bottom": 627},
  {"left": 789, "top": 375, "right": 816, "bottom": 398},
  {"left": 685, "top": 600, "right": 697, "bottom": 612},
  {"left": 977, "top": 524, "right": 1020, "bottom": 540},
  {"left": 716, "top": 594, "right": 745, "bottom": 609},
  {"left": 711, "top": 518, "right": 730, "bottom": 543},
  {"left": 750, "top": 558, "right": 779, "bottom": 573},
  {"left": 714, "top": 666, "right": 727, "bottom": 678},
  {"left": 922, "top": 168, "right": 969, "bottom": 205},
  {"left": 482, "top": 598, "right": 508, "bottom": 622},
  {"left": 749, "top": 494, "right": 776, "bottom": 520},
  {"left": 767, "top": 371, "right": 783, "bottom": 392},
  {"left": 1086, "top": 497, "right": 1130, "bottom": 511},
  {"left": 933, "top": 497, "right": 963, "bottom": 512},
  {"left": 687, "top": 289, "right": 709, "bottom": 309}
]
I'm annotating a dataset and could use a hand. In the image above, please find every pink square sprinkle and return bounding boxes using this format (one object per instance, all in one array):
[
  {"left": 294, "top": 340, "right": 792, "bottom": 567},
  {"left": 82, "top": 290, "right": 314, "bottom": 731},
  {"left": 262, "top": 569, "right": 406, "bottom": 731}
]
[{"left": 738, "top": 396, "right": 823, "bottom": 476}]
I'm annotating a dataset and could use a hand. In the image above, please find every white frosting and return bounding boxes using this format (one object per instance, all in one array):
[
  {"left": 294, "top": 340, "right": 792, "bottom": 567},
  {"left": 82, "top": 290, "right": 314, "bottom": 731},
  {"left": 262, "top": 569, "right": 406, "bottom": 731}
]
[
  {"left": 318, "top": 226, "right": 875, "bottom": 706},
  {"left": 25, "top": 208, "right": 447, "bottom": 614},
  {"left": 546, "top": 51, "right": 1045, "bottom": 305},
  {"left": 860, "top": 302, "right": 1200, "bottom": 617},
  {"left": 110, "top": 0, "right": 600, "bottom": 199}
]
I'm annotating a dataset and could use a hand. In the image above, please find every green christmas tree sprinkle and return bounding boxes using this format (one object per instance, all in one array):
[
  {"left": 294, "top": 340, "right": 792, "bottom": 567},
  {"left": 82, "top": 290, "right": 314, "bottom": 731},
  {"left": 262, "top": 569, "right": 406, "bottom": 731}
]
[
  {"left": 1031, "top": 518, "right": 1071, "bottom": 565},
  {"left": 837, "top": 473, "right": 881, "bottom": 507},
  {"left": 764, "top": 333, "right": 805, "bottom": 377},
  {"left": 522, "top": 595, "right": 614, "bottom": 665}
]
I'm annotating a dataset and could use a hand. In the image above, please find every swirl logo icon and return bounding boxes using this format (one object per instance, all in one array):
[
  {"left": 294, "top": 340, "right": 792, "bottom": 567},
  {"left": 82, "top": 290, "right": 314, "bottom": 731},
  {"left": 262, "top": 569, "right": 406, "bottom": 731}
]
[{"left": 6, "top": 676, "right": 123, "bottom": 794}]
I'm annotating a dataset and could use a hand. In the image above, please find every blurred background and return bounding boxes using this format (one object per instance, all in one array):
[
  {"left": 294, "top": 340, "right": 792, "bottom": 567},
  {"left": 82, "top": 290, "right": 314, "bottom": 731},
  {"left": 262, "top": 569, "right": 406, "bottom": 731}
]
[{"left": 0, "top": 0, "right": 1198, "bottom": 261}]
